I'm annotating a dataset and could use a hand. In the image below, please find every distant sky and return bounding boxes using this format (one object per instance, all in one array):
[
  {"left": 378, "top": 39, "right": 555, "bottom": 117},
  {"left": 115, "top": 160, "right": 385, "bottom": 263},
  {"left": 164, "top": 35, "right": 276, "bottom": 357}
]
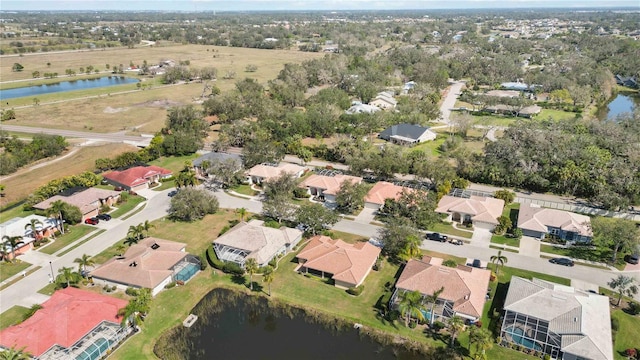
[{"left": 1, "top": 0, "right": 639, "bottom": 12}]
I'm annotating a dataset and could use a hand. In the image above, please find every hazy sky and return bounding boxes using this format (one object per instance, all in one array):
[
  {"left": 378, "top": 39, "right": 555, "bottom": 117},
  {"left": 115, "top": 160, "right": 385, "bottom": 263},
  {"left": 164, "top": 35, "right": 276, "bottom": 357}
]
[{"left": 1, "top": 0, "right": 639, "bottom": 11}]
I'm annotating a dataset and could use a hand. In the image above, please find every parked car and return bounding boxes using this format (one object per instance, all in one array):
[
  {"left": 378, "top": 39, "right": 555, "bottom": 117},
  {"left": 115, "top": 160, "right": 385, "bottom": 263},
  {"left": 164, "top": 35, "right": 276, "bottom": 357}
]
[
  {"left": 114, "top": 186, "right": 124, "bottom": 191},
  {"left": 449, "top": 239, "right": 464, "bottom": 246},
  {"left": 84, "top": 217, "right": 99, "bottom": 225},
  {"left": 624, "top": 253, "right": 639, "bottom": 265},
  {"left": 168, "top": 190, "right": 178, "bottom": 197},
  {"left": 426, "top": 233, "right": 448, "bottom": 242},
  {"left": 471, "top": 259, "right": 482, "bottom": 268},
  {"left": 549, "top": 258, "right": 574, "bottom": 267},
  {"left": 129, "top": 190, "right": 138, "bottom": 196},
  {"left": 97, "top": 213, "right": 111, "bottom": 221}
]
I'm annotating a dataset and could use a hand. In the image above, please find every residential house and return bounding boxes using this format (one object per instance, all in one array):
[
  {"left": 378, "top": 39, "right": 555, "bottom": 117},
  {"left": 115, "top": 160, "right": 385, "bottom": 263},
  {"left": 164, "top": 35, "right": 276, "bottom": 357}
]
[
  {"left": 213, "top": 220, "right": 303, "bottom": 268},
  {"left": 501, "top": 277, "right": 613, "bottom": 360},
  {"left": 246, "top": 163, "right": 305, "bottom": 185},
  {"left": 90, "top": 237, "right": 199, "bottom": 296},
  {"left": 517, "top": 203, "right": 592, "bottom": 243},
  {"left": 192, "top": 152, "right": 243, "bottom": 179},
  {"left": 364, "top": 181, "right": 412, "bottom": 210},
  {"left": 378, "top": 124, "right": 437, "bottom": 145},
  {"left": 296, "top": 235, "right": 381, "bottom": 289},
  {"left": 33, "top": 188, "right": 121, "bottom": 221},
  {"left": 402, "top": 81, "right": 416, "bottom": 94},
  {"left": 615, "top": 75, "right": 639, "bottom": 89},
  {"left": 501, "top": 81, "right": 530, "bottom": 91},
  {"left": 299, "top": 174, "right": 362, "bottom": 203},
  {"left": 102, "top": 165, "right": 172, "bottom": 191},
  {"left": 391, "top": 256, "right": 491, "bottom": 322},
  {"left": 0, "top": 215, "right": 60, "bottom": 259},
  {"left": 0, "top": 287, "right": 129, "bottom": 360},
  {"left": 435, "top": 195, "right": 505, "bottom": 230},
  {"left": 485, "top": 104, "right": 542, "bottom": 118},
  {"left": 345, "top": 103, "right": 381, "bottom": 115},
  {"left": 369, "top": 91, "right": 398, "bottom": 110}
]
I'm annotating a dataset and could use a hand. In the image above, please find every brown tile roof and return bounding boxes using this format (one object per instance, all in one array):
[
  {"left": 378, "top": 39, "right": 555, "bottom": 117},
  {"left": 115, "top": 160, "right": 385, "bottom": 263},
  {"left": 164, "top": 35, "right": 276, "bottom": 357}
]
[
  {"left": 297, "top": 235, "right": 381, "bottom": 287},
  {"left": 364, "top": 181, "right": 411, "bottom": 205},
  {"left": 395, "top": 257, "right": 491, "bottom": 319},
  {"left": 246, "top": 163, "right": 305, "bottom": 181},
  {"left": 33, "top": 188, "right": 120, "bottom": 215},
  {"left": 517, "top": 203, "right": 592, "bottom": 237},
  {"left": 90, "top": 237, "right": 186, "bottom": 289},
  {"left": 103, "top": 165, "right": 172, "bottom": 188},
  {"left": 435, "top": 195, "right": 505, "bottom": 225},
  {"left": 299, "top": 174, "right": 362, "bottom": 195}
]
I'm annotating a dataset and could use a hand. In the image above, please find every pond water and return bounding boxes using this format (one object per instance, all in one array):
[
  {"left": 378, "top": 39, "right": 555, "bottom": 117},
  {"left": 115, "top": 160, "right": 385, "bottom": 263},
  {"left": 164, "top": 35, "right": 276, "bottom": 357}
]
[
  {"left": 0, "top": 76, "right": 139, "bottom": 100},
  {"left": 154, "top": 289, "right": 425, "bottom": 360},
  {"left": 597, "top": 93, "right": 639, "bottom": 120}
]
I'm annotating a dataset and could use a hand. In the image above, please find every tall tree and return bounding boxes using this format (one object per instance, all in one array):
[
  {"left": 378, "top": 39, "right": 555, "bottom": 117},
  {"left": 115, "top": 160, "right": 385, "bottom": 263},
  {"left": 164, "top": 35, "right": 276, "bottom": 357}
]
[
  {"left": 295, "top": 203, "right": 339, "bottom": 235},
  {"left": 469, "top": 327, "right": 493, "bottom": 360},
  {"left": 399, "top": 234, "right": 423, "bottom": 262},
  {"left": 262, "top": 195, "right": 296, "bottom": 224},
  {"left": 46, "top": 200, "right": 66, "bottom": 234},
  {"left": 263, "top": 266, "right": 275, "bottom": 296},
  {"left": 244, "top": 258, "right": 259, "bottom": 291},
  {"left": 73, "top": 254, "right": 95, "bottom": 273},
  {"left": 608, "top": 275, "right": 638, "bottom": 306},
  {"left": 118, "top": 289, "right": 151, "bottom": 329},
  {"left": 425, "top": 286, "right": 444, "bottom": 326},
  {"left": 447, "top": 316, "right": 465, "bottom": 348},
  {"left": 56, "top": 266, "right": 80, "bottom": 288},
  {"left": 24, "top": 218, "right": 43, "bottom": 239},
  {"left": 490, "top": 251, "right": 508, "bottom": 276},
  {"left": 0, "top": 345, "right": 31, "bottom": 360},
  {"left": 1, "top": 235, "right": 23, "bottom": 262},
  {"left": 592, "top": 217, "right": 639, "bottom": 263},
  {"left": 334, "top": 181, "right": 369, "bottom": 214},
  {"left": 397, "top": 290, "right": 426, "bottom": 327},
  {"left": 127, "top": 224, "right": 145, "bottom": 244},
  {"left": 378, "top": 218, "right": 421, "bottom": 261},
  {"left": 236, "top": 207, "right": 247, "bottom": 222},
  {"left": 141, "top": 220, "right": 155, "bottom": 237}
]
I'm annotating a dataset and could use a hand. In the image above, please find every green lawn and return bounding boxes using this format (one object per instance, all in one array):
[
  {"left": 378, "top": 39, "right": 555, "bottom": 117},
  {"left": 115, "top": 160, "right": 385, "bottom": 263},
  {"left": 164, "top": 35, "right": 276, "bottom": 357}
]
[
  {"left": 491, "top": 234, "right": 521, "bottom": 247},
  {"left": 57, "top": 229, "right": 106, "bottom": 257},
  {"left": 149, "top": 154, "right": 199, "bottom": 174},
  {"left": 40, "top": 225, "right": 95, "bottom": 255},
  {"left": 0, "top": 205, "right": 35, "bottom": 224},
  {"left": 0, "top": 260, "right": 31, "bottom": 282},
  {"left": 110, "top": 196, "right": 145, "bottom": 218},
  {"left": 152, "top": 179, "right": 175, "bottom": 191},
  {"left": 612, "top": 310, "right": 640, "bottom": 360},
  {"left": 538, "top": 109, "right": 578, "bottom": 121},
  {"left": 230, "top": 184, "right": 259, "bottom": 196},
  {"left": 412, "top": 135, "right": 447, "bottom": 157},
  {"left": 539, "top": 243, "right": 626, "bottom": 268},
  {"left": 0, "top": 305, "right": 31, "bottom": 330},
  {"left": 327, "top": 230, "right": 368, "bottom": 244},
  {"left": 429, "top": 222, "right": 473, "bottom": 239}
]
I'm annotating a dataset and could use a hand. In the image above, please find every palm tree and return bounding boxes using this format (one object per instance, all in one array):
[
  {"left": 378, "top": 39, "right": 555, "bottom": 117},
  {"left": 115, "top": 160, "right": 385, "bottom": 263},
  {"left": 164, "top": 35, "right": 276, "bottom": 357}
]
[
  {"left": 47, "top": 200, "right": 66, "bottom": 234},
  {"left": 244, "top": 258, "right": 259, "bottom": 291},
  {"left": 127, "top": 224, "right": 145, "bottom": 244},
  {"left": 0, "top": 345, "right": 31, "bottom": 360},
  {"left": 397, "top": 290, "right": 426, "bottom": 327},
  {"left": 263, "top": 266, "right": 275, "bottom": 296},
  {"left": 119, "top": 288, "right": 151, "bottom": 329},
  {"left": 425, "top": 286, "right": 444, "bottom": 326},
  {"left": 73, "top": 254, "right": 95, "bottom": 273},
  {"left": 399, "top": 234, "right": 422, "bottom": 262},
  {"left": 24, "top": 218, "right": 43, "bottom": 239},
  {"left": 115, "top": 243, "right": 127, "bottom": 256},
  {"left": 447, "top": 316, "right": 465, "bottom": 348},
  {"left": 469, "top": 327, "right": 493, "bottom": 360},
  {"left": 490, "top": 250, "right": 508, "bottom": 276},
  {"left": 236, "top": 207, "right": 247, "bottom": 222},
  {"left": 57, "top": 266, "right": 80, "bottom": 288},
  {"left": 608, "top": 275, "right": 639, "bottom": 306},
  {"left": 1, "top": 235, "right": 23, "bottom": 262},
  {"left": 141, "top": 220, "right": 154, "bottom": 237}
]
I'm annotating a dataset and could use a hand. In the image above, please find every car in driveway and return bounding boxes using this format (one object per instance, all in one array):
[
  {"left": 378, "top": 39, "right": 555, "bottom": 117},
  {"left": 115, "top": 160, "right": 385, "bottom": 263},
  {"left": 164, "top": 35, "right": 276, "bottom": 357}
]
[
  {"left": 96, "top": 213, "right": 111, "bottom": 221},
  {"left": 84, "top": 217, "right": 100, "bottom": 225},
  {"left": 625, "top": 253, "right": 639, "bottom": 265},
  {"left": 549, "top": 258, "right": 574, "bottom": 267},
  {"left": 168, "top": 190, "right": 178, "bottom": 197},
  {"left": 426, "top": 232, "right": 448, "bottom": 242}
]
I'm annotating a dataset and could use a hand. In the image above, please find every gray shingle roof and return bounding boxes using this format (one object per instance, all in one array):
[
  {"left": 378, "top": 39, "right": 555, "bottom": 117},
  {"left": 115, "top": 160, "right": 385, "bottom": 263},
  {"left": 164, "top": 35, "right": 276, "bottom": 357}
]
[
  {"left": 193, "top": 152, "right": 242, "bottom": 167},
  {"left": 379, "top": 124, "right": 431, "bottom": 141}
]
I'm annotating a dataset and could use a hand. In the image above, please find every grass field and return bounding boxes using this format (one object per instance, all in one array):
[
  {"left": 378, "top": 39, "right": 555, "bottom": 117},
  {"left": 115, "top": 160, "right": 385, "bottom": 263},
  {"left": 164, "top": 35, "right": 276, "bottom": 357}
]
[
  {"left": 230, "top": 184, "right": 258, "bottom": 196},
  {"left": 148, "top": 154, "right": 199, "bottom": 173},
  {"left": 612, "top": 310, "right": 640, "bottom": 360},
  {"left": 0, "top": 260, "right": 31, "bottom": 282},
  {"left": 0, "top": 305, "right": 31, "bottom": 331},
  {"left": 490, "top": 234, "right": 521, "bottom": 247},
  {"left": 539, "top": 109, "right": 579, "bottom": 121},
  {"left": 109, "top": 196, "right": 145, "bottom": 218},
  {"left": 40, "top": 225, "right": 95, "bottom": 255},
  {"left": 0, "top": 143, "right": 137, "bottom": 208}
]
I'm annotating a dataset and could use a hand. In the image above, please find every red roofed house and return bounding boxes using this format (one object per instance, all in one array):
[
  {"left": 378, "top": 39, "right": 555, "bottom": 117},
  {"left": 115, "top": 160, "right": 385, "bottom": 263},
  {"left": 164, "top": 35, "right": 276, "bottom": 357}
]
[
  {"left": 392, "top": 256, "right": 491, "bottom": 323},
  {"left": 33, "top": 188, "right": 121, "bottom": 222},
  {"left": 90, "top": 237, "right": 200, "bottom": 296},
  {"left": 102, "top": 165, "right": 173, "bottom": 191},
  {"left": 364, "top": 181, "right": 413, "bottom": 210},
  {"left": 0, "top": 287, "right": 129, "bottom": 359},
  {"left": 435, "top": 195, "right": 505, "bottom": 231},
  {"left": 299, "top": 174, "right": 362, "bottom": 203},
  {"left": 296, "top": 235, "right": 381, "bottom": 289}
]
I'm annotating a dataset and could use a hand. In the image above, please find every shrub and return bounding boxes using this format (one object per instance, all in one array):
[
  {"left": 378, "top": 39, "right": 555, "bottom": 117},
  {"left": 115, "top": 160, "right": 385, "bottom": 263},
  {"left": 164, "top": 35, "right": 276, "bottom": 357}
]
[
  {"left": 165, "top": 282, "right": 176, "bottom": 289},
  {"left": 268, "top": 258, "right": 277, "bottom": 268},
  {"left": 611, "top": 317, "right": 620, "bottom": 332},
  {"left": 625, "top": 349, "right": 637, "bottom": 358},
  {"left": 347, "top": 286, "right": 364, "bottom": 296},
  {"left": 219, "top": 225, "right": 231, "bottom": 236},
  {"left": 442, "top": 259, "right": 458, "bottom": 267},
  {"left": 293, "top": 188, "right": 310, "bottom": 198},
  {"left": 627, "top": 301, "right": 640, "bottom": 315},
  {"left": 125, "top": 287, "right": 139, "bottom": 296},
  {"left": 432, "top": 321, "right": 445, "bottom": 331},
  {"left": 264, "top": 220, "right": 280, "bottom": 229},
  {"left": 543, "top": 355, "right": 551, "bottom": 360},
  {"left": 223, "top": 261, "right": 244, "bottom": 275},
  {"left": 207, "top": 247, "right": 224, "bottom": 270},
  {"left": 195, "top": 255, "right": 207, "bottom": 270}
]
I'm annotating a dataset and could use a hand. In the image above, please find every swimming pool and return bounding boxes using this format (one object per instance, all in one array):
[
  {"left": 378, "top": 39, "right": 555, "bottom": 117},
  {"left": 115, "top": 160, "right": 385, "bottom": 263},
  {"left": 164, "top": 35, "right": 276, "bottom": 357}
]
[
  {"left": 75, "top": 338, "right": 110, "bottom": 360},
  {"left": 175, "top": 262, "right": 199, "bottom": 282},
  {"left": 419, "top": 309, "right": 432, "bottom": 322},
  {"left": 505, "top": 325, "right": 542, "bottom": 351}
]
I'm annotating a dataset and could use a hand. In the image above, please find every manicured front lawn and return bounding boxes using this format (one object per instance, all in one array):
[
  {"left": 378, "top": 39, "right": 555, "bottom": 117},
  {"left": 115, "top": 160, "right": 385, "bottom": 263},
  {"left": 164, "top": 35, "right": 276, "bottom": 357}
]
[
  {"left": 40, "top": 225, "right": 95, "bottom": 255},
  {"left": 539, "top": 108, "right": 578, "bottom": 121},
  {"left": 539, "top": 243, "right": 626, "bottom": 269},
  {"left": 0, "top": 260, "right": 31, "bottom": 282},
  {"left": 491, "top": 234, "right": 521, "bottom": 247},
  {"left": 110, "top": 196, "right": 145, "bottom": 218},
  {"left": 429, "top": 222, "right": 473, "bottom": 239},
  {"left": 328, "top": 230, "right": 368, "bottom": 244},
  {"left": 152, "top": 179, "right": 175, "bottom": 191},
  {"left": 230, "top": 184, "right": 259, "bottom": 196},
  {"left": 412, "top": 135, "right": 447, "bottom": 157},
  {"left": 0, "top": 305, "right": 31, "bottom": 331},
  {"left": 148, "top": 154, "right": 199, "bottom": 174},
  {"left": 612, "top": 310, "right": 640, "bottom": 360}
]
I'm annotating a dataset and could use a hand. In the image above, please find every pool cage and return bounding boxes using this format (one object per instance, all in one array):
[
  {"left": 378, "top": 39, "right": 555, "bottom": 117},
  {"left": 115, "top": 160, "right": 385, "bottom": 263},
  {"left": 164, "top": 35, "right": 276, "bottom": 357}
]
[
  {"left": 173, "top": 255, "right": 202, "bottom": 283},
  {"left": 500, "top": 310, "right": 562, "bottom": 359},
  {"left": 39, "top": 321, "right": 130, "bottom": 360}
]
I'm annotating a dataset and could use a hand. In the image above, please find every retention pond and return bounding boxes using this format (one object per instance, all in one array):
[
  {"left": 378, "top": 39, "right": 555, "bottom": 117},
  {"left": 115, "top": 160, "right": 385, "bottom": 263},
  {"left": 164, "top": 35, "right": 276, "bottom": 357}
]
[{"left": 0, "top": 76, "right": 138, "bottom": 100}]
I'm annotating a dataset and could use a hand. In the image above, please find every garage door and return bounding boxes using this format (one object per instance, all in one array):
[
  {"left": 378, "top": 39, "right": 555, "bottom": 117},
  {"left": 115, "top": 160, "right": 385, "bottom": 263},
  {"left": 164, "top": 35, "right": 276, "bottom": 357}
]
[{"left": 473, "top": 221, "right": 495, "bottom": 230}]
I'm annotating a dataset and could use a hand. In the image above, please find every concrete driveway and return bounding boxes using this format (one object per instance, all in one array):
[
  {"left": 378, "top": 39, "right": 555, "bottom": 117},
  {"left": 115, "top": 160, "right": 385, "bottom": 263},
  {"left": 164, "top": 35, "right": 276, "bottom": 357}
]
[
  {"left": 519, "top": 236, "right": 541, "bottom": 258},
  {"left": 471, "top": 228, "right": 492, "bottom": 247}
]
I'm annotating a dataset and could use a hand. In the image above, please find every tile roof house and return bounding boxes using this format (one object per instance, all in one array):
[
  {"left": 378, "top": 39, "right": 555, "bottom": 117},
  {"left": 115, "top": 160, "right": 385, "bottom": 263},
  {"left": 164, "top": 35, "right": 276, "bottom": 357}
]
[
  {"left": 369, "top": 91, "right": 398, "bottom": 110},
  {"left": 364, "top": 181, "right": 412, "bottom": 210},
  {"left": 296, "top": 235, "right": 381, "bottom": 289},
  {"left": 192, "top": 152, "right": 243, "bottom": 178},
  {"left": 345, "top": 103, "right": 381, "bottom": 115},
  {"left": 90, "top": 237, "right": 198, "bottom": 296},
  {"left": 435, "top": 195, "right": 505, "bottom": 230},
  {"left": 517, "top": 203, "right": 593, "bottom": 243},
  {"left": 0, "top": 215, "right": 60, "bottom": 259},
  {"left": 392, "top": 256, "right": 491, "bottom": 322},
  {"left": 378, "top": 124, "right": 437, "bottom": 145},
  {"left": 299, "top": 174, "right": 362, "bottom": 203},
  {"left": 102, "top": 165, "right": 172, "bottom": 191},
  {"left": 33, "top": 188, "right": 121, "bottom": 221},
  {"left": 246, "top": 163, "right": 306, "bottom": 185},
  {"left": 213, "top": 220, "right": 303, "bottom": 268},
  {"left": 0, "top": 287, "right": 129, "bottom": 359},
  {"left": 501, "top": 277, "right": 613, "bottom": 360}
]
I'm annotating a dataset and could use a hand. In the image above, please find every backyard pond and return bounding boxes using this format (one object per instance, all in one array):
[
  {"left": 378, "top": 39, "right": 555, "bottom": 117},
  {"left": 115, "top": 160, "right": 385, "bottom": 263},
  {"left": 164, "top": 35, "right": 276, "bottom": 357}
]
[
  {"left": 0, "top": 76, "right": 138, "bottom": 100},
  {"left": 154, "top": 288, "right": 426, "bottom": 360},
  {"left": 597, "top": 92, "right": 639, "bottom": 120}
]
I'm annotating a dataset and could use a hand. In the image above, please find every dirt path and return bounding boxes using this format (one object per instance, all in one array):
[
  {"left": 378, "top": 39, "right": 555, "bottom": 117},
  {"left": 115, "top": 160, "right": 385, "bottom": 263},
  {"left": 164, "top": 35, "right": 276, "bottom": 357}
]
[{"left": 0, "top": 147, "right": 80, "bottom": 182}]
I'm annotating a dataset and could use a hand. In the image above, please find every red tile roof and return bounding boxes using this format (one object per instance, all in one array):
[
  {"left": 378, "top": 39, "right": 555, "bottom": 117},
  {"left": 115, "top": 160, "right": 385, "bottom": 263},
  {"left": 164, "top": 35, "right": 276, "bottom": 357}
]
[
  {"left": 0, "top": 287, "right": 127, "bottom": 357},
  {"left": 364, "top": 181, "right": 411, "bottom": 205},
  {"left": 103, "top": 166, "right": 172, "bottom": 188}
]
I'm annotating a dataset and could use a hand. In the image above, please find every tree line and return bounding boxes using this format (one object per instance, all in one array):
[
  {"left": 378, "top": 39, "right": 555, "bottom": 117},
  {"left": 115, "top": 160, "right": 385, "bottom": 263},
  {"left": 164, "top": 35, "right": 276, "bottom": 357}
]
[{"left": 0, "top": 133, "right": 67, "bottom": 175}]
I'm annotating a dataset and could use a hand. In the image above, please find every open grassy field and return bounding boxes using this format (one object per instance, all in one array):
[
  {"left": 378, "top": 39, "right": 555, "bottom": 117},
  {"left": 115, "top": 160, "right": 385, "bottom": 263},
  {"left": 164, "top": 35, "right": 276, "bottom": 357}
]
[
  {"left": 0, "top": 143, "right": 137, "bottom": 208},
  {"left": 612, "top": 310, "right": 640, "bottom": 360}
]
